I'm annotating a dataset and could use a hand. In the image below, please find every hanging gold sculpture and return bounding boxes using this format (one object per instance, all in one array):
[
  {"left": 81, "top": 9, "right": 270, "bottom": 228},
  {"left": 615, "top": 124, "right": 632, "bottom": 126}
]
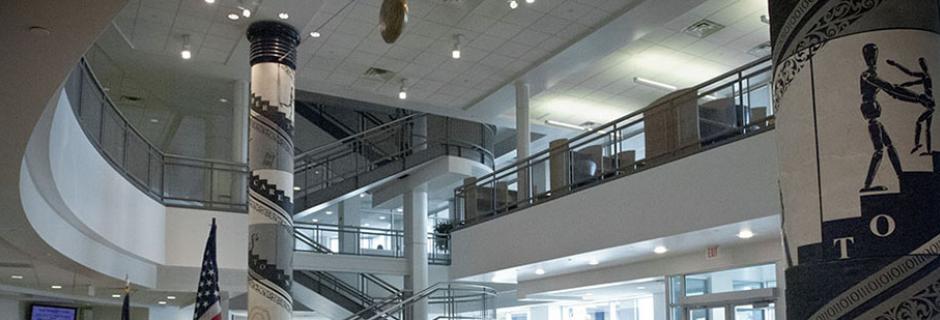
[{"left": 379, "top": 0, "right": 408, "bottom": 44}]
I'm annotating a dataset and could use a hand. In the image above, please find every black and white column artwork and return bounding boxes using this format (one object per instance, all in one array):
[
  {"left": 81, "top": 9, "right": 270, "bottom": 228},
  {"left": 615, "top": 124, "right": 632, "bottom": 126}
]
[
  {"left": 771, "top": 1, "right": 940, "bottom": 319},
  {"left": 246, "top": 21, "right": 299, "bottom": 320}
]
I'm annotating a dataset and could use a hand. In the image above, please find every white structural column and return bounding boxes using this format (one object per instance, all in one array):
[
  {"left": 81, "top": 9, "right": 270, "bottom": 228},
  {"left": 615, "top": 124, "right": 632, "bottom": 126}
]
[
  {"left": 771, "top": 1, "right": 940, "bottom": 319},
  {"left": 515, "top": 81, "right": 530, "bottom": 200},
  {"left": 232, "top": 79, "right": 249, "bottom": 163},
  {"left": 339, "top": 197, "right": 362, "bottom": 254},
  {"left": 404, "top": 185, "right": 429, "bottom": 320},
  {"left": 245, "top": 21, "right": 299, "bottom": 320}
]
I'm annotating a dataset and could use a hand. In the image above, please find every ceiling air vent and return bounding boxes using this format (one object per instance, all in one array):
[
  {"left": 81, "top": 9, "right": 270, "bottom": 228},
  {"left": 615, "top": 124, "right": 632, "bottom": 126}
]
[
  {"left": 748, "top": 41, "right": 772, "bottom": 57},
  {"left": 0, "top": 262, "right": 33, "bottom": 268},
  {"left": 683, "top": 19, "right": 725, "bottom": 38},
  {"left": 363, "top": 67, "right": 396, "bottom": 82},
  {"left": 121, "top": 95, "right": 143, "bottom": 102}
]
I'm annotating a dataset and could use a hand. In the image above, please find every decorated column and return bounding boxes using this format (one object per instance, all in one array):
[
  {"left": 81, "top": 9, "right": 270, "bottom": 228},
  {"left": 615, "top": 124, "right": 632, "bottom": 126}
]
[
  {"left": 246, "top": 20, "right": 299, "bottom": 320},
  {"left": 771, "top": 1, "right": 940, "bottom": 319}
]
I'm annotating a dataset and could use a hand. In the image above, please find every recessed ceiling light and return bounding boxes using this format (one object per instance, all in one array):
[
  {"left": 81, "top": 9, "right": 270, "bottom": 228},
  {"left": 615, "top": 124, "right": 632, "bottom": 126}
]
[
  {"left": 363, "top": 223, "right": 371, "bottom": 227},
  {"left": 112, "top": 294, "right": 121, "bottom": 298},
  {"left": 227, "top": 13, "right": 240, "bottom": 21},
  {"left": 51, "top": 285, "right": 62, "bottom": 289},
  {"left": 205, "top": 0, "right": 215, "bottom": 3},
  {"left": 293, "top": 186, "right": 301, "bottom": 191},
  {"left": 219, "top": 98, "right": 228, "bottom": 103},
  {"left": 588, "top": 259, "right": 599, "bottom": 266},
  {"left": 158, "top": 301, "right": 167, "bottom": 305},
  {"left": 534, "top": 268, "right": 545, "bottom": 275},
  {"left": 634, "top": 77, "right": 677, "bottom": 91},
  {"left": 150, "top": 118, "right": 160, "bottom": 123},
  {"left": 167, "top": 296, "right": 176, "bottom": 300},
  {"left": 310, "top": 31, "right": 321, "bottom": 38},
  {"left": 509, "top": 0, "right": 518, "bottom": 9},
  {"left": 637, "top": 286, "right": 646, "bottom": 290},
  {"left": 241, "top": 8, "right": 252, "bottom": 18},
  {"left": 325, "top": 211, "right": 333, "bottom": 215},
  {"left": 10, "top": 275, "right": 23, "bottom": 280},
  {"left": 737, "top": 230, "right": 755, "bottom": 239},
  {"left": 312, "top": 219, "right": 319, "bottom": 223},
  {"left": 525, "top": 0, "right": 534, "bottom": 3},
  {"left": 396, "top": 208, "right": 404, "bottom": 213},
  {"left": 278, "top": 12, "right": 289, "bottom": 20},
  {"left": 359, "top": 193, "right": 366, "bottom": 198},
  {"left": 654, "top": 246, "right": 668, "bottom": 254},
  {"left": 379, "top": 216, "right": 387, "bottom": 220},
  {"left": 545, "top": 120, "right": 588, "bottom": 131}
]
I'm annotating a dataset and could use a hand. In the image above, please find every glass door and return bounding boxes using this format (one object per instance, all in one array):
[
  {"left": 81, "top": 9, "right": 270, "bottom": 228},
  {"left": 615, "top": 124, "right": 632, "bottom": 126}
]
[
  {"left": 732, "top": 303, "right": 774, "bottom": 320},
  {"left": 687, "top": 307, "right": 726, "bottom": 320}
]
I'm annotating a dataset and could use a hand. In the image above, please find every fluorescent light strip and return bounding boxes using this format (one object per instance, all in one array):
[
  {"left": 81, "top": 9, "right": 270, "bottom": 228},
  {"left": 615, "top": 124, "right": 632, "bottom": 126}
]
[
  {"left": 545, "top": 120, "right": 588, "bottom": 131},
  {"left": 634, "top": 77, "right": 678, "bottom": 91}
]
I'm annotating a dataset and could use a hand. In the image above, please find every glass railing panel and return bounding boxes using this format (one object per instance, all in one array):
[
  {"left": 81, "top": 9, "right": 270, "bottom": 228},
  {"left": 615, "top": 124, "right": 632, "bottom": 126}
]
[
  {"left": 454, "top": 57, "right": 775, "bottom": 229},
  {"left": 148, "top": 151, "right": 164, "bottom": 195},
  {"left": 163, "top": 156, "right": 211, "bottom": 203},
  {"left": 123, "top": 130, "right": 152, "bottom": 186}
]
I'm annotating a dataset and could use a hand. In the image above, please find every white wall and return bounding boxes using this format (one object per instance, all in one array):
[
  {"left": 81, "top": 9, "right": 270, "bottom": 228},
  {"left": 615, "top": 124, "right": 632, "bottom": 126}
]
[
  {"left": 164, "top": 207, "right": 247, "bottom": 270},
  {"left": 452, "top": 132, "right": 779, "bottom": 279},
  {"left": 0, "top": 296, "right": 25, "bottom": 320},
  {"left": 46, "top": 92, "right": 166, "bottom": 264}
]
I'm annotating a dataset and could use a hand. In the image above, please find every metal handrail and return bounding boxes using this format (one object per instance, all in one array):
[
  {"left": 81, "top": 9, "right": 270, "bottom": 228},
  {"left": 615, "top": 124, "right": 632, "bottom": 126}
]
[
  {"left": 345, "top": 283, "right": 497, "bottom": 320},
  {"left": 293, "top": 222, "right": 452, "bottom": 264},
  {"left": 295, "top": 113, "right": 422, "bottom": 160},
  {"left": 293, "top": 228, "right": 404, "bottom": 299},
  {"left": 69, "top": 58, "right": 249, "bottom": 212},
  {"left": 455, "top": 56, "right": 774, "bottom": 228}
]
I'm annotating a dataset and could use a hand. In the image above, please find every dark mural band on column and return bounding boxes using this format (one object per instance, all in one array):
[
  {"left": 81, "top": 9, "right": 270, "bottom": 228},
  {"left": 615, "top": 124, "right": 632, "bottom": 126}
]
[
  {"left": 246, "top": 20, "right": 299, "bottom": 320},
  {"left": 771, "top": 0, "right": 940, "bottom": 319}
]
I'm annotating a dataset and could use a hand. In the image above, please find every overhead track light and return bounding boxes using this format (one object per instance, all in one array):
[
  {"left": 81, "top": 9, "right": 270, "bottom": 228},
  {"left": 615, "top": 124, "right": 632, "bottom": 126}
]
[
  {"left": 399, "top": 79, "right": 408, "bottom": 100},
  {"left": 634, "top": 77, "right": 677, "bottom": 91},
  {"left": 180, "top": 34, "right": 192, "bottom": 60},
  {"left": 452, "top": 34, "right": 462, "bottom": 59}
]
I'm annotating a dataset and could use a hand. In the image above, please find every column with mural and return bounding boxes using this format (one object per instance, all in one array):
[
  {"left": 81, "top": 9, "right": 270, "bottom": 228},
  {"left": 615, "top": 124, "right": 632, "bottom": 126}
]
[
  {"left": 245, "top": 20, "right": 300, "bottom": 320},
  {"left": 771, "top": 1, "right": 940, "bottom": 319}
]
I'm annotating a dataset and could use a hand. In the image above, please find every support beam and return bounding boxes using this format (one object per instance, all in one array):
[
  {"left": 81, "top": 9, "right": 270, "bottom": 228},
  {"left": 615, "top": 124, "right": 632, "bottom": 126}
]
[
  {"left": 771, "top": 1, "right": 940, "bottom": 318},
  {"left": 246, "top": 20, "right": 300, "bottom": 320},
  {"left": 404, "top": 185, "right": 429, "bottom": 320},
  {"left": 515, "top": 81, "right": 530, "bottom": 200}
]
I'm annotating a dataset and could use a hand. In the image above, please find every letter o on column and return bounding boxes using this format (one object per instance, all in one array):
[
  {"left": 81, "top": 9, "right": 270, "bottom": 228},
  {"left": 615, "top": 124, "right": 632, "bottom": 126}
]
[{"left": 870, "top": 214, "right": 896, "bottom": 238}]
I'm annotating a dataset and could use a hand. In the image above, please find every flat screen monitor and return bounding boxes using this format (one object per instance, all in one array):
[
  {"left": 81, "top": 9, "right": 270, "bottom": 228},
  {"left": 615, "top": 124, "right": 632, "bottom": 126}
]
[{"left": 29, "top": 304, "right": 77, "bottom": 320}]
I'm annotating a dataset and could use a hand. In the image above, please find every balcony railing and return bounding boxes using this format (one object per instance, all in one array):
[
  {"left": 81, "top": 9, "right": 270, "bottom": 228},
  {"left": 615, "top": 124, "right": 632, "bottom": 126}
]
[
  {"left": 454, "top": 57, "right": 775, "bottom": 229},
  {"left": 65, "top": 59, "right": 249, "bottom": 212},
  {"left": 294, "top": 222, "right": 452, "bottom": 265},
  {"left": 294, "top": 113, "right": 496, "bottom": 212}
]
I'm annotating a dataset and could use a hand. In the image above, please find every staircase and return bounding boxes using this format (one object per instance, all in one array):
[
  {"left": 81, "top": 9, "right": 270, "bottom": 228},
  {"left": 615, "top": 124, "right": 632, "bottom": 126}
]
[
  {"left": 293, "top": 113, "right": 494, "bottom": 213},
  {"left": 344, "top": 283, "right": 497, "bottom": 320},
  {"left": 293, "top": 228, "right": 405, "bottom": 318}
]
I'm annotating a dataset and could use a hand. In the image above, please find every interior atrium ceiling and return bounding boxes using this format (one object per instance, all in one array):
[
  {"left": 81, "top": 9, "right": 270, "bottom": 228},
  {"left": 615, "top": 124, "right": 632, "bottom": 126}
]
[
  {"left": 97, "top": 0, "right": 769, "bottom": 141},
  {"left": 511, "top": 0, "right": 770, "bottom": 130}
]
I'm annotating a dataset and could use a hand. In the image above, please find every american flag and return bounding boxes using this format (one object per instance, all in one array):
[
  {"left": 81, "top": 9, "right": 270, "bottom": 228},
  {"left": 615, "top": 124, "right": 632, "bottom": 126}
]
[{"left": 194, "top": 219, "right": 222, "bottom": 320}]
